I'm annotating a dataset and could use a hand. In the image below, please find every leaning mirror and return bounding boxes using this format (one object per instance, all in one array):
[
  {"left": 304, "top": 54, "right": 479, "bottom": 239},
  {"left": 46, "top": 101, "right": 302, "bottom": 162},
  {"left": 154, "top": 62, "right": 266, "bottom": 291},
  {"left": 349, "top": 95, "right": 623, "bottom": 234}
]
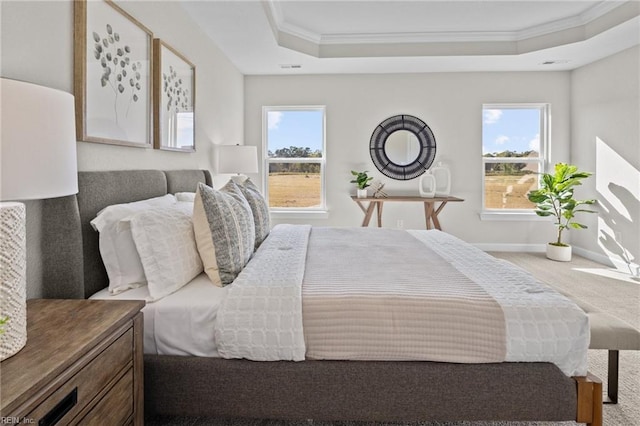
[{"left": 369, "top": 115, "right": 436, "bottom": 180}]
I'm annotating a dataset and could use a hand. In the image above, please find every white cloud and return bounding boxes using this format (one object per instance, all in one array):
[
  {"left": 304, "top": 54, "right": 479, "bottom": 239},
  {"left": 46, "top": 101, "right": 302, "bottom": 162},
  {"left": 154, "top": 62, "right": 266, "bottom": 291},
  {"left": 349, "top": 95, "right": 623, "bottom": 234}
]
[
  {"left": 268, "top": 111, "right": 283, "bottom": 130},
  {"left": 495, "top": 135, "right": 509, "bottom": 145},
  {"left": 484, "top": 109, "right": 502, "bottom": 124},
  {"left": 529, "top": 133, "right": 540, "bottom": 151}
]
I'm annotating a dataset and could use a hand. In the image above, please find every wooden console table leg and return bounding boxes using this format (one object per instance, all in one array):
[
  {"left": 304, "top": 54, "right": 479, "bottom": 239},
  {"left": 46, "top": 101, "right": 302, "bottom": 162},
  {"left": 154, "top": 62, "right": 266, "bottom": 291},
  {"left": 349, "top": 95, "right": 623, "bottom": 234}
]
[
  {"left": 354, "top": 199, "right": 368, "bottom": 215},
  {"left": 362, "top": 202, "right": 376, "bottom": 227},
  {"left": 423, "top": 202, "right": 434, "bottom": 230},
  {"left": 376, "top": 202, "right": 383, "bottom": 227},
  {"left": 431, "top": 201, "right": 449, "bottom": 230}
]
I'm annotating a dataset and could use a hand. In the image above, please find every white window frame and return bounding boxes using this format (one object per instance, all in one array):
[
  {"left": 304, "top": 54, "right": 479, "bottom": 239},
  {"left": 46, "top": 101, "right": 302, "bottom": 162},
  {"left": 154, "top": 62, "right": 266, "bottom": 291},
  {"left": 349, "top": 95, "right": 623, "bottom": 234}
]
[
  {"left": 480, "top": 103, "right": 550, "bottom": 220},
  {"left": 262, "top": 106, "right": 327, "bottom": 216}
]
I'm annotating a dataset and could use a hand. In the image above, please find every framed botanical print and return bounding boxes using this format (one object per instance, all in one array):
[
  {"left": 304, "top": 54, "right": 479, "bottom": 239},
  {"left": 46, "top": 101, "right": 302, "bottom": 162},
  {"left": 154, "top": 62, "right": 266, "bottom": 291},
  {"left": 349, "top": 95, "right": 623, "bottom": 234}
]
[
  {"left": 74, "top": 0, "right": 153, "bottom": 147},
  {"left": 153, "top": 39, "right": 196, "bottom": 152}
]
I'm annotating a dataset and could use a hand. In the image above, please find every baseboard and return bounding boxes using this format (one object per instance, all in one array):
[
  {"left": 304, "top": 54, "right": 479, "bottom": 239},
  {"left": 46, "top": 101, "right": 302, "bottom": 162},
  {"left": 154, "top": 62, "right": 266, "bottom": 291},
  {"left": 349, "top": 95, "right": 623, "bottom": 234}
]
[
  {"left": 476, "top": 243, "right": 639, "bottom": 275},
  {"left": 572, "top": 247, "right": 614, "bottom": 267},
  {"left": 475, "top": 243, "right": 546, "bottom": 253},
  {"left": 572, "top": 246, "right": 640, "bottom": 274}
]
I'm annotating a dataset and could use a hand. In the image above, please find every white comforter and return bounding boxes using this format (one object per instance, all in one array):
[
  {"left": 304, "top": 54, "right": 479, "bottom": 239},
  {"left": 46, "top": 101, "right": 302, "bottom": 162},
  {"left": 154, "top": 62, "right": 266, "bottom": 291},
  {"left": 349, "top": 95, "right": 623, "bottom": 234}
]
[
  {"left": 214, "top": 224, "right": 309, "bottom": 361},
  {"left": 214, "top": 225, "right": 589, "bottom": 376}
]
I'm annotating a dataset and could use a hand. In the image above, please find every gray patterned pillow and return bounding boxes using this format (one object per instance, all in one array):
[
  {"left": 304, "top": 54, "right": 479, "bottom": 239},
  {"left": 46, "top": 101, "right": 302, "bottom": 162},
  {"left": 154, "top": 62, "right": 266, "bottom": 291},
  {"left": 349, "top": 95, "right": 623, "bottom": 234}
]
[
  {"left": 193, "top": 181, "right": 255, "bottom": 286},
  {"left": 238, "top": 178, "right": 270, "bottom": 249}
]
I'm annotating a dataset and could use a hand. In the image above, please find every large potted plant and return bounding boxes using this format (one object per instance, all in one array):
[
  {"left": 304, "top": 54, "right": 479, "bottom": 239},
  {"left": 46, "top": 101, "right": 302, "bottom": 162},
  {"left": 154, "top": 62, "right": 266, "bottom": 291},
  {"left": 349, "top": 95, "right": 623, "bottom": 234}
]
[
  {"left": 351, "top": 170, "right": 373, "bottom": 198},
  {"left": 527, "top": 163, "right": 597, "bottom": 261}
]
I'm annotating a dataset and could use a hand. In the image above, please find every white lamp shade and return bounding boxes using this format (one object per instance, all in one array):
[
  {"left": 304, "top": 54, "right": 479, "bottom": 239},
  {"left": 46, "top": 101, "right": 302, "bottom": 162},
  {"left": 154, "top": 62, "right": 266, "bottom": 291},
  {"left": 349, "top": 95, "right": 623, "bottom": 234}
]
[
  {"left": 1, "top": 78, "right": 78, "bottom": 201},
  {"left": 216, "top": 144, "right": 259, "bottom": 175}
]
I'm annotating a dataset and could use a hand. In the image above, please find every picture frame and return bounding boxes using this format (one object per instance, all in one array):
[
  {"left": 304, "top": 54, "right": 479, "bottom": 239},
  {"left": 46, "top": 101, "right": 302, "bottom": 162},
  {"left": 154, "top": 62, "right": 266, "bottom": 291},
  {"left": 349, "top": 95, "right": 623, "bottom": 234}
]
[
  {"left": 153, "top": 39, "right": 196, "bottom": 152},
  {"left": 74, "top": 0, "right": 153, "bottom": 147}
]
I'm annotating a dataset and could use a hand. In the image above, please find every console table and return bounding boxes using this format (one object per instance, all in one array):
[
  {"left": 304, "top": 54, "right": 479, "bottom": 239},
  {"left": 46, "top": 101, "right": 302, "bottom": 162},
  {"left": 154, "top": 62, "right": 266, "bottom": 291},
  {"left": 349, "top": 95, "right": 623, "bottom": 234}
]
[{"left": 351, "top": 195, "right": 464, "bottom": 230}]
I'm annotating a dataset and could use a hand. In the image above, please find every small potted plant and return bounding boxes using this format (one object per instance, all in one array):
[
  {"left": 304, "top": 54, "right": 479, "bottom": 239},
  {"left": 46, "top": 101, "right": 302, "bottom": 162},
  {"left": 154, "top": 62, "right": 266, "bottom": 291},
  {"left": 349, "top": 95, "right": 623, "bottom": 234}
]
[
  {"left": 527, "top": 163, "right": 597, "bottom": 261},
  {"left": 351, "top": 170, "right": 373, "bottom": 198}
]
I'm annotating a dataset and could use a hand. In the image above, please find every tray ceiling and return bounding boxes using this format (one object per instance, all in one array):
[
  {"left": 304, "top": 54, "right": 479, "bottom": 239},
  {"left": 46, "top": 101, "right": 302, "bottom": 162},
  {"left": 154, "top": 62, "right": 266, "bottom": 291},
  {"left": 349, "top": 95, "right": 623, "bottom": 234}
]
[{"left": 182, "top": 0, "right": 640, "bottom": 74}]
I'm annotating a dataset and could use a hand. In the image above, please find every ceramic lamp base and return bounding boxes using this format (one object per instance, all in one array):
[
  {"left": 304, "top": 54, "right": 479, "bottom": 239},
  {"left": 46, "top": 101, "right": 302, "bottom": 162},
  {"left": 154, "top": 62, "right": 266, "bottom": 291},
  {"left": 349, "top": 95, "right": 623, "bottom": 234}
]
[
  {"left": 0, "top": 202, "right": 28, "bottom": 360},
  {"left": 229, "top": 175, "right": 249, "bottom": 184}
]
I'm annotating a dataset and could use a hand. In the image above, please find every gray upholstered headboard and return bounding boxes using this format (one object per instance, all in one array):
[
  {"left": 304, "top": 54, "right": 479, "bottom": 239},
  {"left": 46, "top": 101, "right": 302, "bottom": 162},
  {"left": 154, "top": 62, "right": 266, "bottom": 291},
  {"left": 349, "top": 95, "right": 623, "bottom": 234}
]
[{"left": 49, "top": 169, "right": 212, "bottom": 299}]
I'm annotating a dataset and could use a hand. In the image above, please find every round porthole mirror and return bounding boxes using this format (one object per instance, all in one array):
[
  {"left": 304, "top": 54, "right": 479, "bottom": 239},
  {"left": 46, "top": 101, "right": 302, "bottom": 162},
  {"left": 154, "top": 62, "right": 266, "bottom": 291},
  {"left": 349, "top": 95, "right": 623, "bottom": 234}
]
[{"left": 369, "top": 114, "right": 437, "bottom": 180}]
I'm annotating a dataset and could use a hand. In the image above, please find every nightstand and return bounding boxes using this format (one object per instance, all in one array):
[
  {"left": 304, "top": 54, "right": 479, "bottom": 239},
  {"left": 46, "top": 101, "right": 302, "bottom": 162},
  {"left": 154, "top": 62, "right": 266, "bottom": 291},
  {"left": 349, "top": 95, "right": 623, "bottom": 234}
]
[{"left": 0, "top": 299, "right": 144, "bottom": 425}]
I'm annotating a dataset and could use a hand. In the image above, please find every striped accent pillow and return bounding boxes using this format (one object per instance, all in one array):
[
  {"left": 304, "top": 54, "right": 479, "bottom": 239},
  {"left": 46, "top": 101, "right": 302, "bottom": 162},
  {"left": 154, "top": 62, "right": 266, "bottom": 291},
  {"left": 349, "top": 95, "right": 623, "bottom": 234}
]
[
  {"left": 193, "top": 181, "right": 255, "bottom": 286},
  {"left": 238, "top": 178, "right": 270, "bottom": 249}
]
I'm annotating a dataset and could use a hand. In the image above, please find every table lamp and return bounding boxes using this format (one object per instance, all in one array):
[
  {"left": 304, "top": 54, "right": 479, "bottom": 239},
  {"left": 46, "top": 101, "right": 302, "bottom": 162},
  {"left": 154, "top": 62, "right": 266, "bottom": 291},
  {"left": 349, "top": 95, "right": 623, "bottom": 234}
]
[
  {"left": 0, "top": 78, "right": 78, "bottom": 360},
  {"left": 216, "top": 144, "right": 258, "bottom": 184}
]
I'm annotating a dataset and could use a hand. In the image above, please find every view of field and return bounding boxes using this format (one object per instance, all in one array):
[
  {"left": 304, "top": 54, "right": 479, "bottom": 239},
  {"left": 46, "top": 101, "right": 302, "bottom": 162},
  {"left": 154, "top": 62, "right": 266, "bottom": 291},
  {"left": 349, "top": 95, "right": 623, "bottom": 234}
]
[
  {"left": 268, "top": 172, "right": 535, "bottom": 209},
  {"left": 485, "top": 173, "right": 537, "bottom": 209},
  {"left": 268, "top": 173, "right": 321, "bottom": 208}
]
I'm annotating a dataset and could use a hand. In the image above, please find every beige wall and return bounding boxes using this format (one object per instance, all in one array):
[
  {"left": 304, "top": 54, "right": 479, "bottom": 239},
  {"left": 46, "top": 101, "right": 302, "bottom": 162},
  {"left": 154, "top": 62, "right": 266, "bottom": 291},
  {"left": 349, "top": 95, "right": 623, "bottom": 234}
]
[
  {"left": 1, "top": 0, "right": 244, "bottom": 296},
  {"left": 245, "top": 72, "right": 572, "bottom": 247},
  {"left": 571, "top": 46, "right": 640, "bottom": 273}
]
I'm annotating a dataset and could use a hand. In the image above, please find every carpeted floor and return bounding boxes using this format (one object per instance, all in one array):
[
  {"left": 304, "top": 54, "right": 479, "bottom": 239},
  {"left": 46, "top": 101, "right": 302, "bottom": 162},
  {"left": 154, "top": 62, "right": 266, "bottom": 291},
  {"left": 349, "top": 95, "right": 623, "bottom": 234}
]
[{"left": 146, "top": 252, "right": 640, "bottom": 426}]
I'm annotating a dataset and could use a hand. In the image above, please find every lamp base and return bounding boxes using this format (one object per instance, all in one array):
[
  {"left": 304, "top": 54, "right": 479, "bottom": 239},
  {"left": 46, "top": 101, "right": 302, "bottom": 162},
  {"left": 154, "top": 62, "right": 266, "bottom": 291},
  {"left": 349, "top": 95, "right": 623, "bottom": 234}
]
[
  {"left": 0, "top": 202, "right": 27, "bottom": 360},
  {"left": 229, "top": 175, "right": 249, "bottom": 184}
]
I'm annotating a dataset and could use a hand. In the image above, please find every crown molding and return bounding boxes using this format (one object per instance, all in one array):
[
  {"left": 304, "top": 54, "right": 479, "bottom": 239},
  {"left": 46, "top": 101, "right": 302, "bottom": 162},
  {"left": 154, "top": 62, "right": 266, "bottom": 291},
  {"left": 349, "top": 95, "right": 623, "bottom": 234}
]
[
  {"left": 264, "top": 0, "right": 321, "bottom": 44},
  {"left": 265, "top": 0, "right": 633, "bottom": 46}
]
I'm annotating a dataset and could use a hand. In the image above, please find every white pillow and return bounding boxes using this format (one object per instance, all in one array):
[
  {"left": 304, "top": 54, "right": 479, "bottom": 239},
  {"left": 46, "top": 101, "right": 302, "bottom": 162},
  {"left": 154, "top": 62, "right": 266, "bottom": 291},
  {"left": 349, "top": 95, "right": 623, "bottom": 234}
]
[
  {"left": 90, "top": 194, "right": 176, "bottom": 294},
  {"left": 129, "top": 203, "right": 203, "bottom": 302},
  {"left": 175, "top": 192, "right": 196, "bottom": 202}
]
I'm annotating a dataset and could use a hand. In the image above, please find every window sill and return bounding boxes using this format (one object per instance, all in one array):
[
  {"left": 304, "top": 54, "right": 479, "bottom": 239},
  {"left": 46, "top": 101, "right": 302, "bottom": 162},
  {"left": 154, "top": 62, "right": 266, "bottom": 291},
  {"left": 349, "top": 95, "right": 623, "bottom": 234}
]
[
  {"left": 270, "top": 210, "right": 330, "bottom": 220},
  {"left": 479, "top": 211, "right": 550, "bottom": 221}
]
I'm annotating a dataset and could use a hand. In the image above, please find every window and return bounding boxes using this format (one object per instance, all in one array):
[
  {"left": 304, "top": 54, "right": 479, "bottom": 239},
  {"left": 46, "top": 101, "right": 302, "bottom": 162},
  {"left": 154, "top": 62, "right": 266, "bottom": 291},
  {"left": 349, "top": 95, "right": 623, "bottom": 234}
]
[
  {"left": 482, "top": 104, "right": 549, "bottom": 213},
  {"left": 263, "top": 106, "right": 326, "bottom": 212}
]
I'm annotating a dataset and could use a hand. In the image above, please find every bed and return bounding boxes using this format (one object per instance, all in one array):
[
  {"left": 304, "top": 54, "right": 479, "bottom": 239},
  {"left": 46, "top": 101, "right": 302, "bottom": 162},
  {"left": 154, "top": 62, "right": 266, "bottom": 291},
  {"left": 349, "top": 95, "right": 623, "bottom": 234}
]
[{"left": 44, "top": 169, "right": 602, "bottom": 425}]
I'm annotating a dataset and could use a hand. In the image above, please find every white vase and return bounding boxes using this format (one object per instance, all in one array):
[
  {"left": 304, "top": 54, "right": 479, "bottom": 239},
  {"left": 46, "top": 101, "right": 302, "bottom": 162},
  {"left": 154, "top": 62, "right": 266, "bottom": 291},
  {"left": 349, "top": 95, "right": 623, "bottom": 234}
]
[
  {"left": 419, "top": 171, "right": 436, "bottom": 198},
  {"left": 357, "top": 189, "right": 368, "bottom": 198},
  {"left": 432, "top": 162, "right": 451, "bottom": 197},
  {"left": 546, "top": 243, "right": 572, "bottom": 262}
]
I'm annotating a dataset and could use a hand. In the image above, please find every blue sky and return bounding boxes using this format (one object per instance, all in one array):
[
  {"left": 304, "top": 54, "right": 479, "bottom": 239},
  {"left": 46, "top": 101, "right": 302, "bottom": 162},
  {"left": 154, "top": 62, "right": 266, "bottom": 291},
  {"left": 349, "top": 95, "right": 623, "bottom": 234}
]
[
  {"left": 267, "top": 110, "right": 323, "bottom": 153},
  {"left": 267, "top": 108, "right": 538, "bottom": 156},
  {"left": 482, "top": 108, "right": 540, "bottom": 155}
]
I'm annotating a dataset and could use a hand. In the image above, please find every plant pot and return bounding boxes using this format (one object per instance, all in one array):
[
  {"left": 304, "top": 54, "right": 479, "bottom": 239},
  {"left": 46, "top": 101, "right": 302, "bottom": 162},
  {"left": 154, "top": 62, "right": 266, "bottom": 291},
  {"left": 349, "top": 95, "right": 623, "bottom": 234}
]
[
  {"left": 546, "top": 243, "right": 572, "bottom": 262},
  {"left": 357, "top": 189, "right": 368, "bottom": 198}
]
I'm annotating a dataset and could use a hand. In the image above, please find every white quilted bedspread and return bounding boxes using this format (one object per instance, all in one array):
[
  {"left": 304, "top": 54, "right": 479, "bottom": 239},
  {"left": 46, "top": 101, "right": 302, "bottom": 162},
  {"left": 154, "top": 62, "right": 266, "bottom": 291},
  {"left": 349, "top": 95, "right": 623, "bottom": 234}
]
[
  {"left": 214, "top": 224, "right": 310, "bottom": 361},
  {"left": 214, "top": 225, "right": 589, "bottom": 376},
  {"left": 409, "top": 230, "right": 589, "bottom": 376}
]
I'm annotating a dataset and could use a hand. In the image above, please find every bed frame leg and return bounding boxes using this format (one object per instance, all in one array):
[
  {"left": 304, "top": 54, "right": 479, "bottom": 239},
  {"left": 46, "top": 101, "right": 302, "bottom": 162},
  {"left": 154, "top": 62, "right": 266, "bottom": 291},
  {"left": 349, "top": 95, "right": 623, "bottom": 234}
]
[
  {"left": 576, "top": 374, "right": 603, "bottom": 426},
  {"left": 604, "top": 350, "right": 619, "bottom": 404}
]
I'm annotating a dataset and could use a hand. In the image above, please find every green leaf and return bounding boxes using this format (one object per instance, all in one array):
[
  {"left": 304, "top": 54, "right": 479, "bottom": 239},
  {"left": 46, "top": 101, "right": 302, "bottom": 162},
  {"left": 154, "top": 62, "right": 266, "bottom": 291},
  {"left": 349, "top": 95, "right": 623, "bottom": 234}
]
[
  {"left": 569, "top": 223, "right": 587, "bottom": 229},
  {"left": 527, "top": 163, "right": 595, "bottom": 238}
]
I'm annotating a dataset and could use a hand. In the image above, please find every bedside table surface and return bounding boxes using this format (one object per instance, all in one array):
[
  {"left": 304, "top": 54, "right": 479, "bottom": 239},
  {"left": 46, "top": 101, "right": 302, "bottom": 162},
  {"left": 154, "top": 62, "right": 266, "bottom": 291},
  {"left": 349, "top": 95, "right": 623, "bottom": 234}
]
[{"left": 0, "top": 299, "right": 144, "bottom": 413}]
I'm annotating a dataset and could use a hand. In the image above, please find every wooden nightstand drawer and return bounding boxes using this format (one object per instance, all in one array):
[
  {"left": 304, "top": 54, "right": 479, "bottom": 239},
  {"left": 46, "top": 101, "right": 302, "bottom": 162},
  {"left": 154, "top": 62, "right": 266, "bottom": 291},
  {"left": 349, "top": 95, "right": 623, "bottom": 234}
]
[
  {"left": 1, "top": 300, "right": 144, "bottom": 426},
  {"left": 79, "top": 368, "right": 134, "bottom": 426},
  {"left": 26, "top": 328, "right": 133, "bottom": 424}
]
